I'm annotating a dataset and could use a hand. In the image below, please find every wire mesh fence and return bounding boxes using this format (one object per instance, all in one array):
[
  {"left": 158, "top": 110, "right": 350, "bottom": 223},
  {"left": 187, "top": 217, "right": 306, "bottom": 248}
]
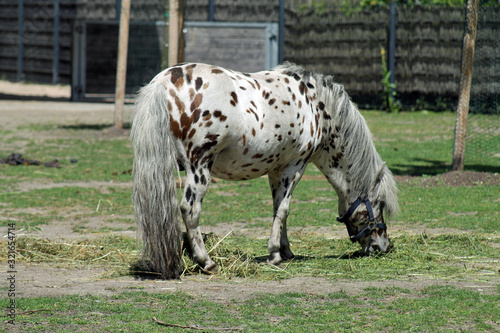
[{"left": 466, "top": 4, "right": 499, "bottom": 171}]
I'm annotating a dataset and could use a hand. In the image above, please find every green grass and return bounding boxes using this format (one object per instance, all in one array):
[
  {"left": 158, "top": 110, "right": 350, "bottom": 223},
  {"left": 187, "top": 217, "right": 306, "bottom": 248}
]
[
  {"left": 200, "top": 167, "right": 500, "bottom": 232},
  {"left": 0, "top": 137, "right": 133, "bottom": 182},
  {"left": 362, "top": 111, "right": 500, "bottom": 174},
  {"left": 0, "top": 186, "right": 134, "bottom": 230},
  {"left": 5, "top": 286, "right": 499, "bottom": 332},
  {"left": 1, "top": 110, "right": 499, "bottom": 331}
]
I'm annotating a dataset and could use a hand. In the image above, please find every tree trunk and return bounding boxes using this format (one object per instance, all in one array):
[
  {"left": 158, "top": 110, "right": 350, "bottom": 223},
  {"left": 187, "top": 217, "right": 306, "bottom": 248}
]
[{"left": 452, "top": 0, "right": 479, "bottom": 171}]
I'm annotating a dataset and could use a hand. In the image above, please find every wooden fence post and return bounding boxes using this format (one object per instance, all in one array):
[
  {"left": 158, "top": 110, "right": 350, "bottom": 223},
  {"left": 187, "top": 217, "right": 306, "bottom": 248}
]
[
  {"left": 452, "top": 0, "right": 479, "bottom": 171},
  {"left": 114, "top": 0, "right": 131, "bottom": 130},
  {"left": 178, "top": 0, "right": 185, "bottom": 63},
  {"left": 168, "top": 0, "right": 179, "bottom": 66}
]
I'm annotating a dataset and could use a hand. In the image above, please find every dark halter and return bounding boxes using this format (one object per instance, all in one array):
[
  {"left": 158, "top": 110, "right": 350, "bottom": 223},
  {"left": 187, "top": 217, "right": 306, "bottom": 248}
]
[{"left": 337, "top": 196, "right": 387, "bottom": 243}]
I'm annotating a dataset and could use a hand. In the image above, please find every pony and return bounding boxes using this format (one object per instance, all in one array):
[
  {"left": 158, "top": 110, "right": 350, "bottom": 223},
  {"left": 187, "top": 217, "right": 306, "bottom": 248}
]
[{"left": 131, "top": 62, "right": 399, "bottom": 279}]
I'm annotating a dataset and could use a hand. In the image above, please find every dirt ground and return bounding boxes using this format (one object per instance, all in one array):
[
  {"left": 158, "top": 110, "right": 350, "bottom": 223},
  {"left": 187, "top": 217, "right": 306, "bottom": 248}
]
[{"left": 1, "top": 91, "right": 499, "bottom": 301}]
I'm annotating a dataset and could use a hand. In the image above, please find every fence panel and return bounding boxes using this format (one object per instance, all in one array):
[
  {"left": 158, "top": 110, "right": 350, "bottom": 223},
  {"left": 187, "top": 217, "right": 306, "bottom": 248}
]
[
  {"left": 284, "top": 8, "right": 389, "bottom": 108},
  {"left": 1, "top": 1, "right": 499, "bottom": 113}
]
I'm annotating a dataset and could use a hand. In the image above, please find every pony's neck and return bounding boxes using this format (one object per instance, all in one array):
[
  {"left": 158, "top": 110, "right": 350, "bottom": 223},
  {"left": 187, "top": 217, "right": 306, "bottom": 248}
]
[{"left": 315, "top": 83, "right": 383, "bottom": 214}]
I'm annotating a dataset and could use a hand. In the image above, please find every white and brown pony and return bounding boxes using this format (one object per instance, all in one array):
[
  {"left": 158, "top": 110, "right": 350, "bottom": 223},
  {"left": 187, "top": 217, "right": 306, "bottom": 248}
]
[{"left": 131, "top": 62, "right": 399, "bottom": 279}]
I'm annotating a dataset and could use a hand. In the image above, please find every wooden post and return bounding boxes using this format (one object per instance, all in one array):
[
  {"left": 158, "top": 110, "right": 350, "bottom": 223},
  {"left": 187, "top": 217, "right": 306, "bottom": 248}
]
[
  {"left": 452, "top": 0, "right": 478, "bottom": 171},
  {"left": 114, "top": 0, "right": 131, "bottom": 130},
  {"left": 177, "top": 0, "right": 185, "bottom": 63},
  {"left": 168, "top": 0, "right": 179, "bottom": 66}
]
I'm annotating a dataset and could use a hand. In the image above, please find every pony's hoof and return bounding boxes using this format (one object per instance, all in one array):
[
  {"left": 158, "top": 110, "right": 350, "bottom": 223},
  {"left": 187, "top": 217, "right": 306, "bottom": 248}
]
[
  {"left": 266, "top": 253, "right": 283, "bottom": 266},
  {"left": 280, "top": 250, "right": 295, "bottom": 261},
  {"left": 202, "top": 262, "right": 218, "bottom": 274}
]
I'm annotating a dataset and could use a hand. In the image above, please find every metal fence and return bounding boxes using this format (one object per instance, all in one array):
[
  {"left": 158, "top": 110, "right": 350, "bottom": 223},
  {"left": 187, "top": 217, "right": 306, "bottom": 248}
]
[
  {"left": 0, "top": 0, "right": 163, "bottom": 85},
  {"left": 1, "top": 1, "right": 499, "bottom": 114}
]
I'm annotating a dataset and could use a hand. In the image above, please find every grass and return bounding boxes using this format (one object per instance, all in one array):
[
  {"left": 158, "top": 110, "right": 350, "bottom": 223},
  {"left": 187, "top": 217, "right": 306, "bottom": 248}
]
[
  {"left": 364, "top": 111, "right": 500, "bottom": 174},
  {"left": 1, "top": 232, "right": 497, "bottom": 282},
  {"left": 5, "top": 286, "right": 499, "bottom": 332},
  {"left": 0, "top": 109, "right": 499, "bottom": 331}
]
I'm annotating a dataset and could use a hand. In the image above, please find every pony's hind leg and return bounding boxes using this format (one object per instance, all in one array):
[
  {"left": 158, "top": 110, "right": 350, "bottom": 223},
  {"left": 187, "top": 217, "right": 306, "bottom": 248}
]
[
  {"left": 267, "top": 164, "right": 307, "bottom": 265},
  {"left": 180, "top": 166, "right": 217, "bottom": 272}
]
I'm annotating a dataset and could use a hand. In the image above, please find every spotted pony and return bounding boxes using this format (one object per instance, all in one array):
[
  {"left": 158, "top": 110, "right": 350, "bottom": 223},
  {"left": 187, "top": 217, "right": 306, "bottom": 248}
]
[{"left": 131, "top": 62, "right": 399, "bottom": 279}]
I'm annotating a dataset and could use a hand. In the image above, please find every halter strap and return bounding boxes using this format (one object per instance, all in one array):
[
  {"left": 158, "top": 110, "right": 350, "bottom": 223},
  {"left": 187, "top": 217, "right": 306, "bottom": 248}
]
[{"left": 337, "top": 195, "right": 386, "bottom": 242}]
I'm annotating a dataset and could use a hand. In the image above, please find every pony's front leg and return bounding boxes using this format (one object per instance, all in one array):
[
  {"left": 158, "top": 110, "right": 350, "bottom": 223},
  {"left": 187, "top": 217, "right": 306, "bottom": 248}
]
[
  {"left": 267, "top": 165, "right": 307, "bottom": 266},
  {"left": 180, "top": 167, "right": 217, "bottom": 272}
]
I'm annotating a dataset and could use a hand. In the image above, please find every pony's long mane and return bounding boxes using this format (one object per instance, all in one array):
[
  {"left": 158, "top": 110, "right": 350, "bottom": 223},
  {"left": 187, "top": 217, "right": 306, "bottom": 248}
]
[{"left": 276, "top": 63, "right": 399, "bottom": 217}]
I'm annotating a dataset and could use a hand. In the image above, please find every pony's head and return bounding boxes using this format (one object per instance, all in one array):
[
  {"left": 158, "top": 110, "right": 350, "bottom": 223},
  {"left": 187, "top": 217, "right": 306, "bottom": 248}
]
[{"left": 337, "top": 163, "right": 398, "bottom": 255}]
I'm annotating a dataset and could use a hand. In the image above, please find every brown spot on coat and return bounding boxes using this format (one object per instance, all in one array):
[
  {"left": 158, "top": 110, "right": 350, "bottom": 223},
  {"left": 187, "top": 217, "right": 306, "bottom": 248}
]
[
  {"left": 195, "top": 77, "right": 203, "bottom": 91},
  {"left": 169, "top": 67, "right": 184, "bottom": 87},
  {"left": 299, "top": 81, "right": 306, "bottom": 95},
  {"left": 230, "top": 92, "right": 238, "bottom": 106},
  {"left": 170, "top": 118, "right": 182, "bottom": 139},
  {"left": 190, "top": 93, "right": 203, "bottom": 112},
  {"left": 205, "top": 133, "right": 219, "bottom": 141},
  {"left": 192, "top": 109, "right": 201, "bottom": 124},
  {"left": 180, "top": 112, "right": 190, "bottom": 130},
  {"left": 169, "top": 89, "right": 185, "bottom": 114}
]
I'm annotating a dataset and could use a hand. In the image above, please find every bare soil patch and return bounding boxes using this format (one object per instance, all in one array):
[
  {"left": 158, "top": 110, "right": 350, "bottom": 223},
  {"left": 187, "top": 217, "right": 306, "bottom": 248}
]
[
  {"left": 15, "top": 263, "right": 498, "bottom": 300},
  {"left": 396, "top": 171, "right": 499, "bottom": 187}
]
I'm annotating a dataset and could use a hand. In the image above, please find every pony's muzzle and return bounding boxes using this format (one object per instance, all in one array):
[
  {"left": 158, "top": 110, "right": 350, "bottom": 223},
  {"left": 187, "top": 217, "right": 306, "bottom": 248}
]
[{"left": 362, "top": 228, "right": 389, "bottom": 254}]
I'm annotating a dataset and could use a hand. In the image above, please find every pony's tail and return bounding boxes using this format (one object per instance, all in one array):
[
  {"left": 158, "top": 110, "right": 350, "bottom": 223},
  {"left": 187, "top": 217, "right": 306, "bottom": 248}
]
[{"left": 131, "top": 81, "right": 182, "bottom": 279}]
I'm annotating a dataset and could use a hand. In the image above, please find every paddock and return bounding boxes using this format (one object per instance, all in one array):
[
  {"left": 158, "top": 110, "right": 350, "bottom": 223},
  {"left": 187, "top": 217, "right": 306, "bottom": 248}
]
[{"left": 0, "top": 98, "right": 498, "bottom": 331}]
